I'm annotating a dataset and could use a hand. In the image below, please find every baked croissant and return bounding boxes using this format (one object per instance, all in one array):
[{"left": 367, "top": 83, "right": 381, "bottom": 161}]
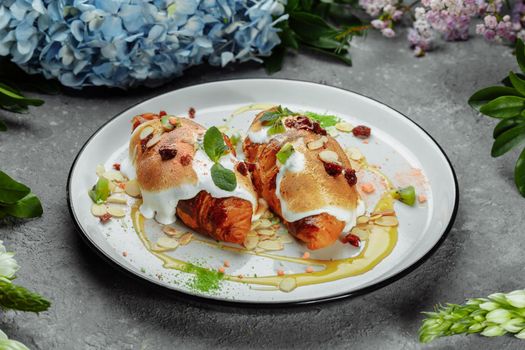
[
  {"left": 243, "top": 108, "right": 363, "bottom": 250},
  {"left": 127, "top": 113, "right": 257, "bottom": 244}
]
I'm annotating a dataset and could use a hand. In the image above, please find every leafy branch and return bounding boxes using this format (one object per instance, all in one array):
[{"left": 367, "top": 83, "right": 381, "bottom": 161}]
[{"left": 469, "top": 39, "right": 525, "bottom": 197}]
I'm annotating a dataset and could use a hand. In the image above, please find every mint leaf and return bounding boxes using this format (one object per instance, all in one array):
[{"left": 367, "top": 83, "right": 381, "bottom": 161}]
[
  {"left": 267, "top": 120, "right": 286, "bottom": 136},
  {"left": 304, "top": 112, "right": 340, "bottom": 128},
  {"left": 0, "top": 279, "right": 50, "bottom": 312},
  {"left": 0, "top": 171, "right": 30, "bottom": 204},
  {"left": 276, "top": 143, "right": 294, "bottom": 164},
  {"left": 88, "top": 177, "right": 110, "bottom": 204},
  {"left": 203, "top": 126, "right": 228, "bottom": 162},
  {"left": 211, "top": 163, "right": 237, "bottom": 192},
  {"left": 1, "top": 193, "right": 43, "bottom": 218}
]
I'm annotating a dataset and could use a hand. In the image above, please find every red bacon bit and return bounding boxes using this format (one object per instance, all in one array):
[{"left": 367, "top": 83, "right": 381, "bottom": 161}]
[
  {"left": 323, "top": 162, "right": 343, "bottom": 176},
  {"left": 112, "top": 163, "right": 121, "bottom": 171},
  {"left": 284, "top": 116, "right": 327, "bottom": 136},
  {"left": 159, "top": 110, "right": 167, "bottom": 117},
  {"left": 180, "top": 154, "right": 192, "bottom": 166},
  {"left": 188, "top": 107, "right": 196, "bottom": 119},
  {"left": 99, "top": 213, "right": 112, "bottom": 224},
  {"left": 344, "top": 169, "right": 357, "bottom": 186},
  {"left": 342, "top": 233, "right": 360, "bottom": 247},
  {"left": 159, "top": 147, "right": 177, "bottom": 161},
  {"left": 236, "top": 162, "right": 248, "bottom": 176},
  {"left": 352, "top": 125, "right": 371, "bottom": 138}
]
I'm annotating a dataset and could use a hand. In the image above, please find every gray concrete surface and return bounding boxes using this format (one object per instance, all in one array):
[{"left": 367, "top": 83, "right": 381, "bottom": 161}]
[{"left": 0, "top": 31, "right": 523, "bottom": 349}]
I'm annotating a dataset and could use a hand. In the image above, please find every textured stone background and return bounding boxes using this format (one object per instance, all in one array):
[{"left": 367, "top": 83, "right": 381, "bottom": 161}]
[{"left": 0, "top": 32, "right": 523, "bottom": 349}]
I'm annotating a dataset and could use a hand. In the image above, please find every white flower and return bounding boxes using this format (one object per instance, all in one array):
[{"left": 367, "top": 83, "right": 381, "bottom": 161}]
[
  {"left": 486, "top": 309, "right": 512, "bottom": 324},
  {"left": 506, "top": 290, "right": 525, "bottom": 308},
  {"left": 0, "top": 241, "right": 19, "bottom": 280}
]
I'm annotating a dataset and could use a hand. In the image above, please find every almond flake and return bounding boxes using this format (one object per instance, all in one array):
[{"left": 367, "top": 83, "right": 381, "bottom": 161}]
[
  {"left": 277, "top": 234, "right": 293, "bottom": 243},
  {"left": 257, "top": 240, "right": 283, "bottom": 251},
  {"left": 107, "top": 195, "right": 127, "bottom": 205},
  {"left": 279, "top": 277, "right": 297, "bottom": 292},
  {"left": 146, "top": 133, "right": 162, "bottom": 148},
  {"left": 318, "top": 150, "right": 340, "bottom": 164},
  {"left": 255, "top": 219, "right": 272, "bottom": 229},
  {"left": 107, "top": 205, "right": 126, "bottom": 218},
  {"left": 247, "top": 230, "right": 258, "bottom": 237},
  {"left": 244, "top": 236, "right": 259, "bottom": 250},
  {"left": 156, "top": 236, "right": 179, "bottom": 250},
  {"left": 162, "top": 226, "right": 184, "bottom": 238},
  {"left": 96, "top": 164, "right": 105, "bottom": 177},
  {"left": 179, "top": 233, "right": 193, "bottom": 246},
  {"left": 369, "top": 214, "right": 382, "bottom": 221},
  {"left": 124, "top": 180, "right": 141, "bottom": 197},
  {"left": 91, "top": 204, "right": 108, "bottom": 217},
  {"left": 372, "top": 210, "right": 395, "bottom": 217},
  {"left": 257, "top": 229, "right": 275, "bottom": 236},
  {"left": 356, "top": 215, "right": 369, "bottom": 225},
  {"left": 351, "top": 227, "right": 369, "bottom": 240},
  {"left": 375, "top": 216, "right": 399, "bottom": 227},
  {"left": 140, "top": 126, "right": 154, "bottom": 140},
  {"left": 307, "top": 138, "right": 325, "bottom": 150},
  {"left": 335, "top": 122, "right": 354, "bottom": 132},
  {"left": 347, "top": 147, "right": 363, "bottom": 161}
]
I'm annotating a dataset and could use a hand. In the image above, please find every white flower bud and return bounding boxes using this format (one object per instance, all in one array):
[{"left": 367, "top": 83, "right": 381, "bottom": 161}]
[
  {"left": 481, "top": 325, "right": 506, "bottom": 337},
  {"left": 506, "top": 290, "right": 525, "bottom": 308},
  {"left": 502, "top": 318, "right": 525, "bottom": 333},
  {"left": 486, "top": 309, "right": 512, "bottom": 324},
  {"left": 516, "top": 329, "right": 525, "bottom": 339},
  {"left": 0, "top": 241, "right": 19, "bottom": 279},
  {"left": 480, "top": 301, "right": 499, "bottom": 311}
]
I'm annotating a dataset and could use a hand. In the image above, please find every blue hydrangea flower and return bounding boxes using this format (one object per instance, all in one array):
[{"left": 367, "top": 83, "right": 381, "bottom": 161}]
[{"left": 0, "top": 0, "right": 286, "bottom": 88}]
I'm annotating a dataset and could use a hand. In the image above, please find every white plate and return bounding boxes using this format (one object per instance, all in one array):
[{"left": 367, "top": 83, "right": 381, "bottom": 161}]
[{"left": 68, "top": 79, "right": 458, "bottom": 305}]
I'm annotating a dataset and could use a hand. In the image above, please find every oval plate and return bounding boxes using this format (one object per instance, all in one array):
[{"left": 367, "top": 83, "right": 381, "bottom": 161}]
[{"left": 68, "top": 79, "right": 458, "bottom": 305}]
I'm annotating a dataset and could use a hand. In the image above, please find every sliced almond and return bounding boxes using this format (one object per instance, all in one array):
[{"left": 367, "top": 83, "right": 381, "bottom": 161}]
[
  {"left": 307, "top": 138, "right": 325, "bottom": 150},
  {"left": 347, "top": 147, "right": 363, "bottom": 161},
  {"left": 140, "top": 126, "right": 154, "bottom": 140},
  {"left": 318, "top": 150, "right": 340, "bottom": 164},
  {"left": 247, "top": 230, "right": 258, "bottom": 237},
  {"left": 91, "top": 203, "right": 108, "bottom": 217},
  {"left": 146, "top": 133, "right": 162, "bottom": 148},
  {"left": 335, "top": 122, "right": 354, "bottom": 132},
  {"left": 356, "top": 215, "right": 369, "bottom": 225},
  {"left": 369, "top": 214, "right": 382, "bottom": 221},
  {"left": 374, "top": 216, "right": 399, "bottom": 227},
  {"left": 371, "top": 226, "right": 386, "bottom": 235},
  {"left": 156, "top": 236, "right": 180, "bottom": 250},
  {"left": 179, "top": 233, "right": 193, "bottom": 246},
  {"left": 279, "top": 277, "right": 297, "bottom": 292},
  {"left": 349, "top": 159, "right": 362, "bottom": 171},
  {"left": 372, "top": 210, "right": 396, "bottom": 217},
  {"left": 124, "top": 180, "right": 141, "bottom": 197},
  {"left": 162, "top": 225, "right": 184, "bottom": 238},
  {"left": 96, "top": 164, "right": 105, "bottom": 177},
  {"left": 107, "top": 195, "right": 127, "bottom": 205},
  {"left": 277, "top": 234, "right": 293, "bottom": 243},
  {"left": 103, "top": 170, "right": 125, "bottom": 182},
  {"left": 257, "top": 240, "right": 284, "bottom": 251},
  {"left": 113, "top": 185, "right": 124, "bottom": 193},
  {"left": 351, "top": 227, "right": 370, "bottom": 240},
  {"left": 256, "top": 219, "right": 272, "bottom": 229},
  {"left": 257, "top": 229, "right": 275, "bottom": 236},
  {"left": 244, "top": 236, "right": 259, "bottom": 250},
  {"left": 107, "top": 205, "right": 126, "bottom": 218}
]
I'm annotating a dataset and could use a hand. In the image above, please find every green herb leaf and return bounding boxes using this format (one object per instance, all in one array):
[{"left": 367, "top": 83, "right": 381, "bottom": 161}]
[
  {"left": 1, "top": 193, "right": 43, "bottom": 218},
  {"left": 468, "top": 86, "right": 522, "bottom": 111},
  {"left": 264, "top": 45, "right": 286, "bottom": 75},
  {"left": 88, "top": 177, "right": 110, "bottom": 204},
  {"left": 203, "top": 126, "right": 228, "bottom": 163},
  {"left": 276, "top": 142, "right": 295, "bottom": 164},
  {"left": 479, "top": 96, "right": 525, "bottom": 119},
  {"left": 305, "top": 111, "right": 340, "bottom": 127},
  {"left": 502, "top": 73, "right": 525, "bottom": 87},
  {"left": 514, "top": 148, "right": 525, "bottom": 196},
  {"left": 0, "top": 280, "right": 50, "bottom": 312},
  {"left": 267, "top": 120, "right": 286, "bottom": 135},
  {"left": 0, "top": 171, "right": 30, "bottom": 204},
  {"left": 392, "top": 186, "right": 416, "bottom": 206},
  {"left": 0, "top": 119, "right": 6, "bottom": 132},
  {"left": 491, "top": 124, "right": 525, "bottom": 157},
  {"left": 509, "top": 71, "right": 525, "bottom": 96},
  {"left": 211, "top": 163, "right": 237, "bottom": 192},
  {"left": 493, "top": 117, "right": 525, "bottom": 139},
  {"left": 303, "top": 44, "right": 352, "bottom": 66},
  {"left": 516, "top": 39, "right": 525, "bottom": 74}
]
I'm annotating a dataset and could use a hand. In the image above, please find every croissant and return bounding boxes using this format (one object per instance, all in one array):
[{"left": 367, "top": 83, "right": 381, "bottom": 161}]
[
  {"left": 127, "top": 113, "right": 257, "bottom": 244},
  {"left": 243, "top": 109, "right": 363, "bottom": 250}
]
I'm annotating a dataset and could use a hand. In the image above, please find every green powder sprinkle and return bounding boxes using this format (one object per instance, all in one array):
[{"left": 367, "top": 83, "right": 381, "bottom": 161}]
[{"left": 183, "top": 263, "right": 224, "bottom": 293}]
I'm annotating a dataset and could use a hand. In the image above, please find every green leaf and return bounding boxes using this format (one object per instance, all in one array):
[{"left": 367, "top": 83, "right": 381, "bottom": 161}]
[
  {"left": 392, "top": 186, "right": 416, "bottom": 206},
  {"left": 210, "top": 163, "right": 237, "bottom": 192},
  {"left": 203, "top": 126, "right": 228, "bottom": 162},
  {"left": 509, "top": 71, "right": 525, "bottom": 96},
  {"left": 0, "top": 280, "right": 50, "bottom": 312},
  {"left": 304, "top": 111, "right": 340, "bottom": 127},
  {"left": 276, "top": 143, "right": 294, "bottom": 164},
  {"left": 493, "top": 117, "right": 525, "bottom": 139},
  {"left": 1, "top": 193, "right": 43, "bottom": 218},
  {"left": 88, "top": 177, "right": 110, "bottom": 204},
  {"left": 0, "top": 338, "right": 30, "bottom": 350},
  {"left": 491, "top": 124, "right": 525, "bottom": 157},
  {"left": 502, "top": 72, "right": 525, "bottom": 87},
  {"left": 0, "top": 119, "right": 6, "bottom": 132},
  {"left": 516, "top": 39, "right": 525, "bottom": 74},
  {"left": 303, "top": 44, "right": 352, "bottom": 66},
  {"left": 479, "top": 96, "right": 525, "bottom": 119},
  {"left": 0, "top": 84, "right": 43, "bottom": 107},
  {"left": 267, "top": 120, "right": 286, "bottom": 135},
  {"left": 514, "top": 148, "right": 525, "bottom": 196},
  {"left": 280, "top": 26, "right": 300, "bottom": 50},
  {"left": 0, "top": 171, "right": 30, "bottom": 204},
  {"left": 289, "top": 12, "right": 337, "bottom": 42},
  {"left": 264, "top": 45, "right": 286, "bottom": 75},
  {"left": 468, "top": 86, "right": 522, "bottom": 111}
]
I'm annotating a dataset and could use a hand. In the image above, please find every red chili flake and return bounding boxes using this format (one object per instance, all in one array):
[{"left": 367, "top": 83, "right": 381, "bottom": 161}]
[
  {"left": 323, "top": 162, "right": 343, "bottom": 176},
  {"left": 180, "top": 154, "right": 192, "bottom": 166},
  {"left": 99, "top": 213, "right": 112, "bottom": 223},
  {"left": 245, "top": 162, "right": 256, "bottom": 173},
  {"left": 343, "top": 233, "right": 360, "bottom": 247},
  {"left": 159, "top": 110, "right": 167, "bottom": 117},
  {"left": 344, "top": 168, "right": 357, "bottom": 186},
  {"left": 112, "top": 163, "right": 121, "bottom": 171},
  {"left": 236, "top": 162, "right": 248, "bottom": 176},
  {"left": 188, "top": 107, "right": 196, "bottom": 119},
  {"left": 159, "top": 147, "right": 177, "bottom": 161},
  {"left": 352, "top": 125, "right": 371, "bottom": 138},
  {"left": 122, "top": 251, "right": 128, "bottom": 257}
]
